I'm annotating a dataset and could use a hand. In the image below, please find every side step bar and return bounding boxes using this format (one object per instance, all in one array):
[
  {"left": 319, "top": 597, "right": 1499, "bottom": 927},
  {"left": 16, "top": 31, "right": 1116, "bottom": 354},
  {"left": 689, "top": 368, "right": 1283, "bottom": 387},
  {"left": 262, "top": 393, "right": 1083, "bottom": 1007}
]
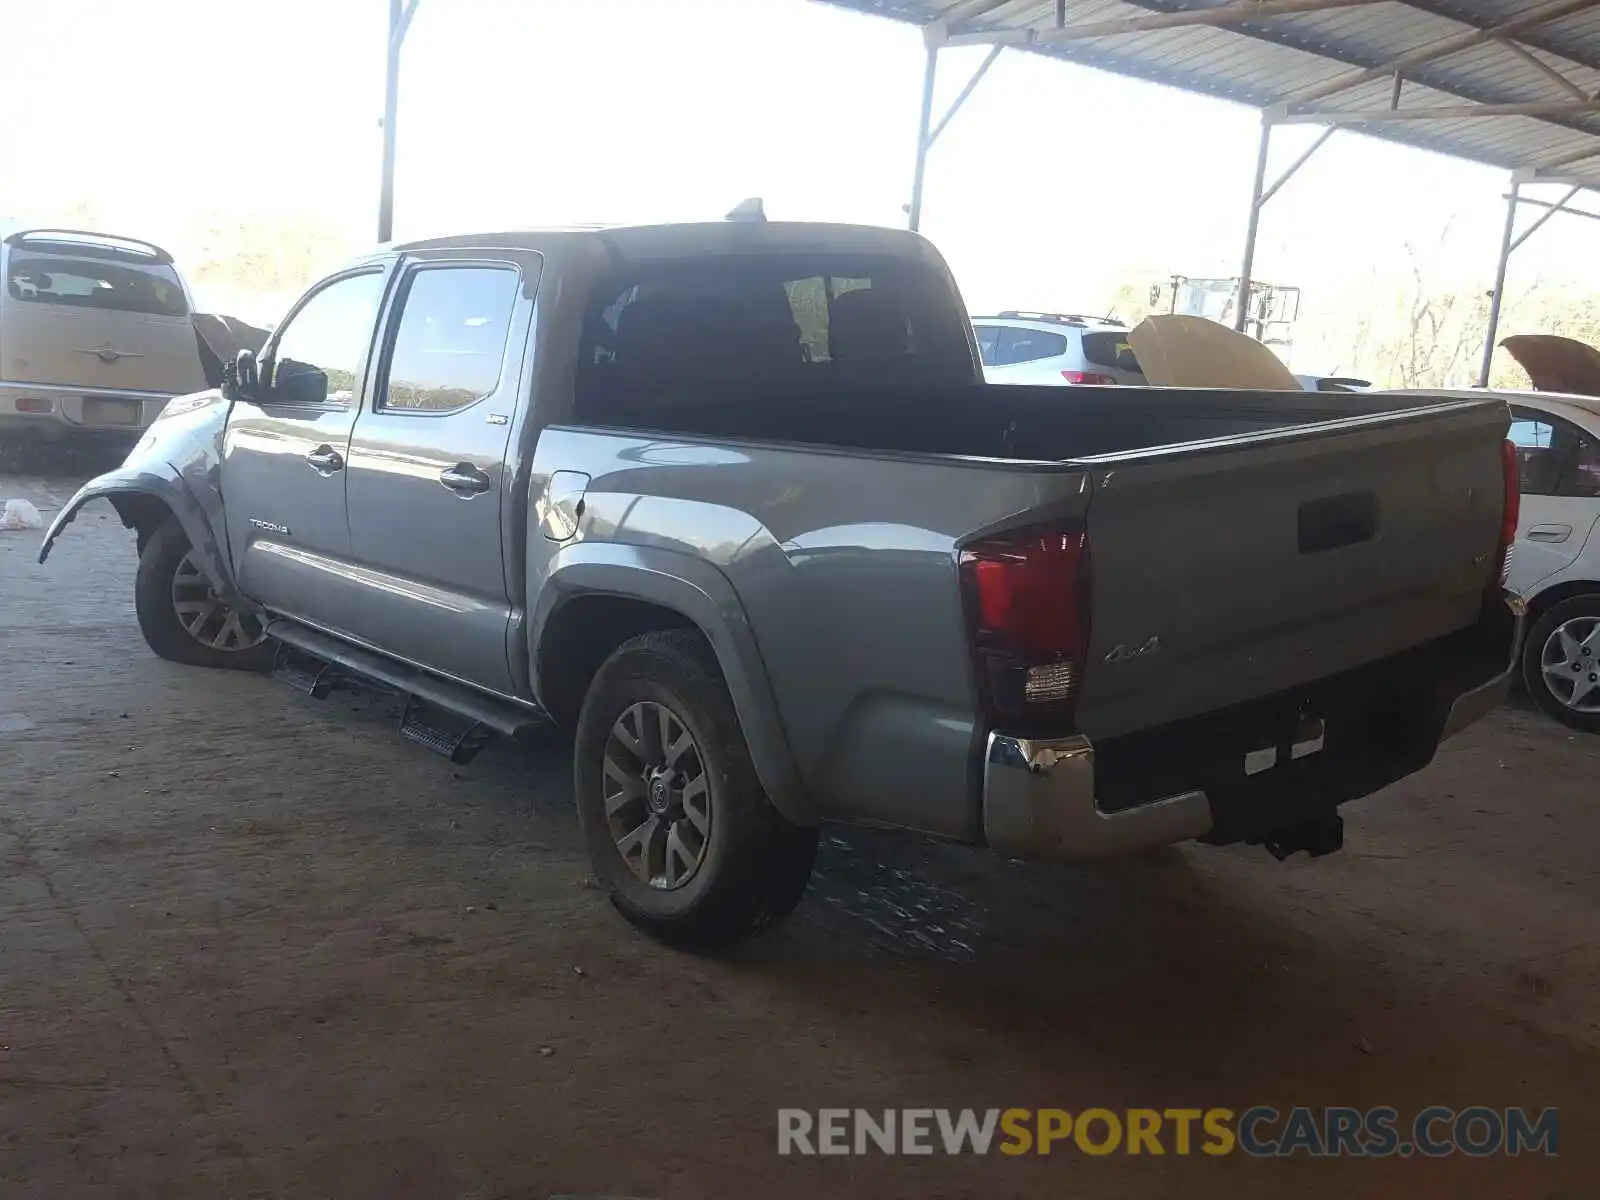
[{"left": 264, "top": 619, "right": 554, "bottom": 756}]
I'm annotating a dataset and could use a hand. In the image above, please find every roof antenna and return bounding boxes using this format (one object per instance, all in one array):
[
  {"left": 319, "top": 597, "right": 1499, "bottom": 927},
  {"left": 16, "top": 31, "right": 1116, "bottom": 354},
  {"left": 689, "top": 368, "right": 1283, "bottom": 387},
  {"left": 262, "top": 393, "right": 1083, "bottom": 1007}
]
[{"left": 725, "top": 197, "right": 767, "bottom": 223}]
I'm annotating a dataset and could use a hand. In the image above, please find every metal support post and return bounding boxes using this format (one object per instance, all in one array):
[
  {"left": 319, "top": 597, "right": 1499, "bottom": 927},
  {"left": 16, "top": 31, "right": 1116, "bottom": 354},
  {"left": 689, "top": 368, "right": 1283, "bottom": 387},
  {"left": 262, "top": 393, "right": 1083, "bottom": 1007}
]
[
  {"left": 1479, "top": 182, "right": 1520, "bottom": 387},
  {"left": 1235, "top": 118, "right": 1272, "bottom": 332},
  {"left": 1258, "top": 125, "right": 1335, "bottom": 207},
  {"left": 906, "top": 41, "right": 1003, "bottom": 232},
  {"left": 1511, "top": 185, "right": 1581, "bottom": 251},
  {"left": 377, "top": 0, "right": 420, "bottom": 243},
  {"left": 908, "top": 46, "right": 939, "bottom": 232}
]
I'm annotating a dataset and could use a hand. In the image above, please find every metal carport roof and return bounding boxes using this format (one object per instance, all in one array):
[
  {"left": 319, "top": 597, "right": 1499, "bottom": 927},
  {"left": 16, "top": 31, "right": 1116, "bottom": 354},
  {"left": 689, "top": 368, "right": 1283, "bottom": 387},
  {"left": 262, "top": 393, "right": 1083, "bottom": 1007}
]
[
  {"left": 815, "top": 1, "right": 1600, "bottom": 381},
  {"left": 374, "top": 1, "right": 1600, "bottom": 382},
  {"left": 821, "top": 1, "right": 1600, "bottom": 187}
]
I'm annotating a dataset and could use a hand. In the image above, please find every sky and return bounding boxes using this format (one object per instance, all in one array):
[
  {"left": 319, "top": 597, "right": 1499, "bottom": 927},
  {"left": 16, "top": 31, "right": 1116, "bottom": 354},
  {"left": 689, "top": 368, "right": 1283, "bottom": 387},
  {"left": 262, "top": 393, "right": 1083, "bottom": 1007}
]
[{"left": 5, "top": 0, "right": 1600, "bottom": 340}]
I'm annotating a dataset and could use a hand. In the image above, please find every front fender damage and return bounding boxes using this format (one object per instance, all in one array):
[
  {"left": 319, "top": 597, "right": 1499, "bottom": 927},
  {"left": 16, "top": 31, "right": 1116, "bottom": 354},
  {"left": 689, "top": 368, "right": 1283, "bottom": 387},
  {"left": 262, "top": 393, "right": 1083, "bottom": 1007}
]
[
  {"left": 36, "top": 387, "right": 242, "bottom": 603},
  {"left": 38, "top": 470, "right": 239, "bottom": 599}
]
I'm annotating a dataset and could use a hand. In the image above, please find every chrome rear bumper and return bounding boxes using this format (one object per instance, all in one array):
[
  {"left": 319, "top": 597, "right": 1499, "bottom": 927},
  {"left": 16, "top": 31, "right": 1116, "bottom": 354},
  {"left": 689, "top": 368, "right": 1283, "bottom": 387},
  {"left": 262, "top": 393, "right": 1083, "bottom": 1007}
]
[
  {"left": 982, "top": 733, "right": 1212, "bottom": 859},
  {"left": 984, "top": 602, "right": 1521, "bottom": 860},
  {"left": 0, "top": 381, "right": 167, "bottom": 435}
]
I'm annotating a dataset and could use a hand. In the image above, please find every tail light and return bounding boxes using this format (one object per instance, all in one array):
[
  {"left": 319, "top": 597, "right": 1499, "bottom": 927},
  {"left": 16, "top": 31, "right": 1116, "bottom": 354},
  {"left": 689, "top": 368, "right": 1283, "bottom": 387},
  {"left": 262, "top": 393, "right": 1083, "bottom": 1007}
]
[
  {"left": 15, "top": 397, "right": 53, "bottom": 414},
  {"left": 1062, "top": 370, "right": 1117, "bottom": 385},
  {"left": 960, "top": 523, "right": 1091, "bottom": 727},
  {"left": 1495, "top": 438, "right": 1520, "bottom": 591}
]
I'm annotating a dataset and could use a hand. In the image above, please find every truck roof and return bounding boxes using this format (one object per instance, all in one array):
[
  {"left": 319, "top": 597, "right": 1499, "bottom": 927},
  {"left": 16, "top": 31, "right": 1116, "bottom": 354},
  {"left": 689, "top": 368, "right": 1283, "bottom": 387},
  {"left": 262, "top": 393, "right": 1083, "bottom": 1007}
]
[{"left": 389, "top": 221, "right": 940, "bottom": 264}]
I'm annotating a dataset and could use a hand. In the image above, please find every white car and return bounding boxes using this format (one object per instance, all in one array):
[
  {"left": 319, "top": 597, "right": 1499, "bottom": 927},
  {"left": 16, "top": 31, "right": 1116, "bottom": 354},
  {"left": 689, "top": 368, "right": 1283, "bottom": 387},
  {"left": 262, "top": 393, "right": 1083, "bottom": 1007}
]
[
  {"left": 1501, "top": 392, "right": 1600, "bottom": 732},
  {"left": 972, "top": 312, "right": 1147, "bottom": 385}
]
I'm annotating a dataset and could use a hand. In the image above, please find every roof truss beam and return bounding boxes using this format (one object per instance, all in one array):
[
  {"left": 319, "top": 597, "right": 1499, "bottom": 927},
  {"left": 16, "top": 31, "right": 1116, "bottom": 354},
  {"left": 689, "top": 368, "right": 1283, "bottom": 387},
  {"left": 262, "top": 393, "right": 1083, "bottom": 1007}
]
[
  {"left": 1510, "top": 184, "right": 1586, "bottom": 248},
  {"left": 1275, "top": 98, "right": 1600, "bottom": 123},
  {"left": 929, "top": 0, "right": 1384, "bottom": 49},
  {"left": 1280, "top": 0, "right": 1600, "bottom": 107},
  {"left": 1395, "top": 0, "right": 1600, "bottom": 78},
  {"left": 1500, "top": 39, "right": 1590, "bottom": 100},
  {"left": 1521, "top": 140, "right": 1600, "bottom": 171},
  {"left": 1107, "top": 0, "right": 1600, "bottom": 140}
]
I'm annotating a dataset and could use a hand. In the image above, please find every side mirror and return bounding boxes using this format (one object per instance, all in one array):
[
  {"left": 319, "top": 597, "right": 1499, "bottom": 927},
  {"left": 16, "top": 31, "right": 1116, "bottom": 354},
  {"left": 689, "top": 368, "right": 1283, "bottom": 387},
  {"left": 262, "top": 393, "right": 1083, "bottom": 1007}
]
[
  {"left": 271, "top": 359, "right": 330, "bottom": 406},
  {"left": 221, "top": 349, "right": 259, "bottom": 402}
]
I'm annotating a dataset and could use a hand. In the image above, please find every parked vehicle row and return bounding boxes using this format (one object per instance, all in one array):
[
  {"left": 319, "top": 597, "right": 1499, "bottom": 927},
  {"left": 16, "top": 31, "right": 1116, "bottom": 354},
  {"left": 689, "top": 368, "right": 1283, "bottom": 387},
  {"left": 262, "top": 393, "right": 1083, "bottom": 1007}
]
[
  {"left": 973, "top": 311, "right": 1146, "bottom": 386},
  {"left": 972, "top": 309, "right": 1372, "bottom": 394}
]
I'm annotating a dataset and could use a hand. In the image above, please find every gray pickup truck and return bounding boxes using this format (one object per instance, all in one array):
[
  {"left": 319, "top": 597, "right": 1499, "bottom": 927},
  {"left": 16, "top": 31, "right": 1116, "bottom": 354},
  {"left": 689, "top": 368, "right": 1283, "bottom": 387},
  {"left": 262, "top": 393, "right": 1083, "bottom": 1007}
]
[{"left": 40, "top": 219, "right": 1521, "bottom": 946}]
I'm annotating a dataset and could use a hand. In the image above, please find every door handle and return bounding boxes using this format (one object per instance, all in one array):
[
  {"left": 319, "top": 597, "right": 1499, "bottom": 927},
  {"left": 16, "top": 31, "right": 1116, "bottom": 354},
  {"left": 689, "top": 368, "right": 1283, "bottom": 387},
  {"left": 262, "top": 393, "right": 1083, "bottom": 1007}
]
[
  {"left": 305, "top": 444, "right": 344, "bottom": 474},
  {"left": 439, "top": 463, "right": 492, "bottom": 496},
  {"left": 1527, "top": 523, "right": 1572, "bottom": 542}
]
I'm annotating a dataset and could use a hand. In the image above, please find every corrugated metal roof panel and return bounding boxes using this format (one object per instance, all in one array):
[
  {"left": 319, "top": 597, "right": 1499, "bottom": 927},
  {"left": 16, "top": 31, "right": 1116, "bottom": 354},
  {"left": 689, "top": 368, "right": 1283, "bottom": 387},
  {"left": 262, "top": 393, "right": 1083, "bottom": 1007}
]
[{"left": 820, "top": 0, "right": 1600, "bottom": 189}]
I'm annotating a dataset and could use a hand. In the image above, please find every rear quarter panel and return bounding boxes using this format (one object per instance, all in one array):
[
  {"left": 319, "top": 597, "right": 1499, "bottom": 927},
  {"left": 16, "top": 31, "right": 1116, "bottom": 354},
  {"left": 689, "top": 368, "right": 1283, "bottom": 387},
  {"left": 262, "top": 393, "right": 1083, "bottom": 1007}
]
[{"left": 527, "top": 426, "right": 1090, "bottom": 839}]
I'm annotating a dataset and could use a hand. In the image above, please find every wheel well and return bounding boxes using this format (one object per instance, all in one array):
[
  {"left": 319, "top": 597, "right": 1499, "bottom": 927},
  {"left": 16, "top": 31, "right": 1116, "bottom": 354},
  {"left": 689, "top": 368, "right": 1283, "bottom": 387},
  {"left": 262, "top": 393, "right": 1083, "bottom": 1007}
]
[
  {"left": 537, "top": 595, "right": 698, "bottom": 730},
  {"left": 107, "top": 493, "right": 175, "bottom": 555},
  {"left": 1524, "top": 580, "right": 1600, "bottom": 631}
]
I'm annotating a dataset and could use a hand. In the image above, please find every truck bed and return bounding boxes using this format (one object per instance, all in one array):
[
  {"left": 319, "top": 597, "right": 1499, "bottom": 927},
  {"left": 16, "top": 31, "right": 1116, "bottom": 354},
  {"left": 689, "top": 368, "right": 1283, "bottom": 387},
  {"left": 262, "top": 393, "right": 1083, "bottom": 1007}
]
[
  {"left": 579, "top": 379, "right": 1511, "bottom": 749},
  {"left": 584, "top": 379, "right": 1472, "bottom": 462}
]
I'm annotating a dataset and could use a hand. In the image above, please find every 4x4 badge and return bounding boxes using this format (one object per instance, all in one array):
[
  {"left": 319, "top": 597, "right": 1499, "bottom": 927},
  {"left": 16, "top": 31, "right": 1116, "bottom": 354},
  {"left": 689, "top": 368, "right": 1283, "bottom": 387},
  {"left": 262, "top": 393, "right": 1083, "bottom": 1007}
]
[{"left": 1104, "top": 636, "right": 1161, "bottom": 665}]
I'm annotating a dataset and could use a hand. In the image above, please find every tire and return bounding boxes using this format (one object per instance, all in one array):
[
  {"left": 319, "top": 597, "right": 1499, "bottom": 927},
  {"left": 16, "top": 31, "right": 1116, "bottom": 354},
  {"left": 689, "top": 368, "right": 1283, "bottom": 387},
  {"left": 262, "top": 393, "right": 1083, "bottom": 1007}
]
[
  {"left": 134, "top": 516, "right": 274, "bottom": 671},
  {"left": 1520, "top": 593, "right": 1600, "bottom": 734},
  {"left": 574, "top": 629, "right": 817, "bottom": 948}
]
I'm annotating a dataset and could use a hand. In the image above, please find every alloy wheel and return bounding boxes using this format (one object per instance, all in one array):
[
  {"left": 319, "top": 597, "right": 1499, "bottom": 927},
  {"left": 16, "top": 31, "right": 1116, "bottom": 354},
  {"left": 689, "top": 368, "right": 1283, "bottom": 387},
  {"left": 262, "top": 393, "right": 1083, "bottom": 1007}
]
[
  {"left": 170, "top": 551, "right": 266, "bottom": 652},
  {"left": 1539, "top": 615, "right": 1600, "bottom": 714},
  {"left": 601, "top": 701, "right": 712, "bottom": 890}
]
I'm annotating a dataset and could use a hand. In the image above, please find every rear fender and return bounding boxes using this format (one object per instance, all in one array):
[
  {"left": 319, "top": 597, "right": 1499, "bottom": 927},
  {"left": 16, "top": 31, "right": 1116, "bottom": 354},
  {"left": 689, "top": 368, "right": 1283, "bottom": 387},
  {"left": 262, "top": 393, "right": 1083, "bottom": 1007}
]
[
  {"left": 529, "top": 542, "right": 814, "bottom": 825},
  {"left": 36, "top": 388, "right": 241, "bottom": 602}
]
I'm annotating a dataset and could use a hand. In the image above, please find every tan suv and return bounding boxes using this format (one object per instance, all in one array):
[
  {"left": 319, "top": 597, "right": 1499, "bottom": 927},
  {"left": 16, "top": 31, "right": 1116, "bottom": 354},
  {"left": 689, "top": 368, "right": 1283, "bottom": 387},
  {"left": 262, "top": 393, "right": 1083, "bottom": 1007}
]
[{"left": 1, "top": 229, "right": 206, "bottom": 442}]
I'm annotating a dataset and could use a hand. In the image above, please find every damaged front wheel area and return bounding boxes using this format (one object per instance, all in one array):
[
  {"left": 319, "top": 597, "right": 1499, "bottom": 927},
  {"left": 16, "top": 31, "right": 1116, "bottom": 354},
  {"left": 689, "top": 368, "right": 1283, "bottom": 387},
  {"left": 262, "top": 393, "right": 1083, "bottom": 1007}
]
[{"left": 134, "top": 515, "right": 273, "bottom": 671}]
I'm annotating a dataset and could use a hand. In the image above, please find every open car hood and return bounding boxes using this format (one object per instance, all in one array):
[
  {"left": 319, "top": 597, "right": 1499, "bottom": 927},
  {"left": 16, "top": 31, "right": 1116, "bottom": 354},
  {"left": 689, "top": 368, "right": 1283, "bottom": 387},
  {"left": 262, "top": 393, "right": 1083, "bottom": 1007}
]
[
  {"left": 1500, "top": 334, "right": 1600, "bottom": 397},
  {"left": 192, "top": 313, "right": 271, "bottom": 389},
  {"left": 1126, "top": 314, "right": 1302, "bottom": 390}
]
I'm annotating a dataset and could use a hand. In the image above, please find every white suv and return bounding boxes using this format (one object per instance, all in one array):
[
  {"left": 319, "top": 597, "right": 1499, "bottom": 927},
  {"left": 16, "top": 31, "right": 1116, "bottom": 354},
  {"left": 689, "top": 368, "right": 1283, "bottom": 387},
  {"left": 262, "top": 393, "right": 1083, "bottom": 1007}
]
[
  {"left": 1, "top": 229, "right": 206, "bottom": 442},
  {"left": 971, "top": 312, "right": 1147, "bottom": 386}
]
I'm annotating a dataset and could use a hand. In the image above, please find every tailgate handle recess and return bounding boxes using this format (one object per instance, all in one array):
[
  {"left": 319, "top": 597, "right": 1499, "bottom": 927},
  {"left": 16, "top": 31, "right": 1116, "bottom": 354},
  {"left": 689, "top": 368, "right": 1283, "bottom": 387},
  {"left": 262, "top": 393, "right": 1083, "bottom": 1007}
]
[{"left": 1298, "top": 491, "right": 1378, "bottom": 554}]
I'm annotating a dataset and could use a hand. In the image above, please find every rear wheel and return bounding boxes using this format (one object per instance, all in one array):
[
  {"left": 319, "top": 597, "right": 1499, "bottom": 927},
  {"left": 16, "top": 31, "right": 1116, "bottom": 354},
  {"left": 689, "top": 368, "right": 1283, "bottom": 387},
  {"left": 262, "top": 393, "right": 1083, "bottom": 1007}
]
[
  {"left": 573, "top": 629, "right": 817, "bottom": 948},
  {"left": 134, "top": 516, "right": 273, "bottom": 671},
  {"left": 1521, "top": 594, "right": 1600, "bottom": 733}
]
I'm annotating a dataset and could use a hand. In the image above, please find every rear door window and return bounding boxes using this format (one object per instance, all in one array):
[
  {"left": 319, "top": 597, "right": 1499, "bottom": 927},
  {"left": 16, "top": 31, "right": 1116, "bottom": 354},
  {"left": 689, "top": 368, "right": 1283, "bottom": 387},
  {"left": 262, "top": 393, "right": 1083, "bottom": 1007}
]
[
  {"left": 6, "top": 253, "right": 189, "bottom": 317},
  {"left": 1509, "top": 412, "right": 1561, "bottom": 495},
  {"left": 576, "top": 253, "right": 975, "bottom": 421},
  {"left": 1566, "top": 430, "right": 1600, "bottom": 498},
  {"left": 1080, "top": 331, "right": 1141, "bottom": 374},
  {"left": 993, "top": 327, "right": 1067, "bottom": 365},
  {"left": 1509, "top": 408, "right": 1600, "bottom": 498}
]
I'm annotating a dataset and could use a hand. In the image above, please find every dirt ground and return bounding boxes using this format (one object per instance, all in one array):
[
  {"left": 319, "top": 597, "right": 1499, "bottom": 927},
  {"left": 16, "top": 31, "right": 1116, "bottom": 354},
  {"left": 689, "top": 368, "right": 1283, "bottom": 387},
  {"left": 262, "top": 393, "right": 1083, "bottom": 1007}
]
[{"left": 1, "top": 449, "right": 1596, "bottom": 1199}]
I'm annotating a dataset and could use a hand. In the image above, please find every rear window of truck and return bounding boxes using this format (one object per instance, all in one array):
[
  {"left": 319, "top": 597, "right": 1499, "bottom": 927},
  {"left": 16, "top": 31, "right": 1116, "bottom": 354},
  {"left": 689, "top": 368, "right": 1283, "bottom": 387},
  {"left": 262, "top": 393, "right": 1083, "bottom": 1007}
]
[
  {"left": 5, "top": 253, "right": 189, "bottom": 317},
  {"left": 1079, "top": 331, "right": 1141, "bottom": 374},
  {"left": 575, "top": 253, "right": 975, "bottom": 420}
]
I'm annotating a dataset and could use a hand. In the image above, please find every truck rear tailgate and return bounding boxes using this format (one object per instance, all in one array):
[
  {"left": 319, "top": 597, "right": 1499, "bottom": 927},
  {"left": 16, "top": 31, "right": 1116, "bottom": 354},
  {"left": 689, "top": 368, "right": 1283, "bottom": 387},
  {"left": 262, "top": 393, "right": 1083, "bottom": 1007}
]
[{"left": 1072, "top": 398, "right": 1508, "bottom": 742}]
